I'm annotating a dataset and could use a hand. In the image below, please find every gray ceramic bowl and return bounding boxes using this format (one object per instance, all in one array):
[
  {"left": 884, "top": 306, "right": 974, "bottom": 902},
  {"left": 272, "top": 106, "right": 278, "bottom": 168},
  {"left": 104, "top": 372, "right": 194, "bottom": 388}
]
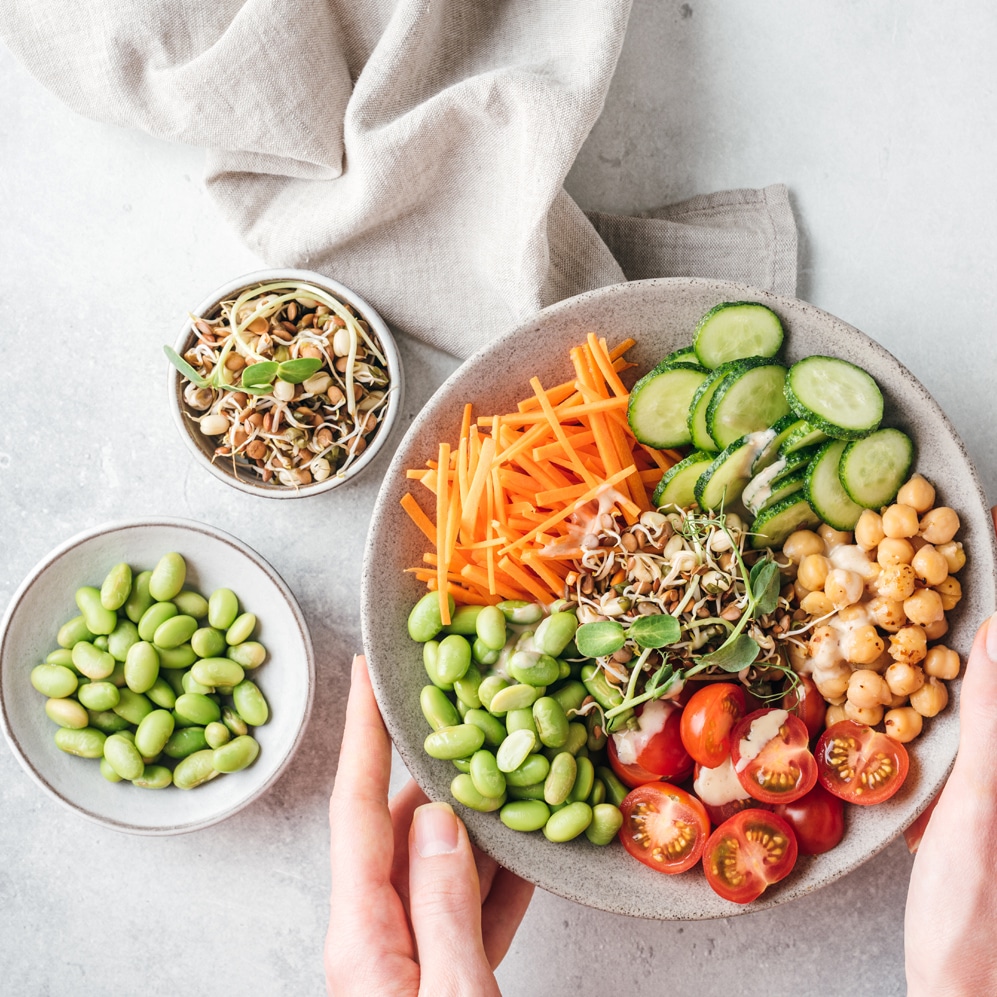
[
  {"left": 169, "top": 268, "right": 404, "bottom": 499},
  {"left": 0, "top": 518, "right": 314, "bottom": 834},
  {"left": 361, "top": 277, "right": 997, "bottom": 919}
]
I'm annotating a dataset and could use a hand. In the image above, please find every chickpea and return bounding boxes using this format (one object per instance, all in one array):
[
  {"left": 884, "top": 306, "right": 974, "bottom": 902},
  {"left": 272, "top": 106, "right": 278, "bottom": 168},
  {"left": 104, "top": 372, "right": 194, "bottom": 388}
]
[
  {"left": 936, "top": 541, "right": 966, "bottom": 574},
  {"left": 842, "top": 625, "right": 885, "bottom": 665},
  {"left": 909, "top": 675, "right": 949, "bottom": 717},
  {"left": 875, "top": 563, "right": 917, "bottom": 602},
  {"left": 854, "top": 510, "right": 886, "bottom": 551},
  {"left": 867, "top": 595, "right": 907, "bottom": 633},
  {"left": 886, "top": 691, "right": 909, "bottom": 709},
  {"left": 882, "top": 504, "right": 920, "bottom": 539},
  {"left": 801, "top": 591, "right": 834, "bottom": 617},
  {"left": 935, "top": 575, "right": 963, "bottom": 611},
  {"left": 794, "top": 580, "right": 812, "bottom": 603},
  {"left": 923, "top": 616, "right": 950, "bottom": 641},
  {"left": 884, "top": 707, "right": 923, "bottom": 743},
  {"left": 897, "top": 474, "right": 936, "bottom": 513},
  {"left": 889, "top": 625, "right": 928, "bottom": 665},
  {"left": 825, "top": 568, "right": 864, "bottom": 607},
  {"left": 808, "top": 625, "right": 840, "bottom": 660},
  {"left": 876, "top": 537, "right": 915, "bottom": 567},
  {"left": 825, "top": 703, "right": 848, "bottom": 728},
  {"left": 844, "top": 701, "right": 884, "bottom": 726},
  {"left": 818, "top": 524, "right": 853, "bottom": 549},
  {"left": 798, "top": 553, "right": 832, "bottom": 592},
  {"left": 919, "top": 507, "right": 960, "bottom": 545},
  {"left": 885, "top": 661, "right": 925, "bottom": 698},
  {"left": 783, "top": 529, "right": 825, "bottom": 564},
  {"left": 786, "top": 640, "right": 809, "bottom": 671},
  {"left": 911, "top": 544, "right": 949, "bottom": 587},
  {"left": 847, "top": 669, "right": 891, "bottom": 709},
  {"left": 869, "top": 647, "right": 895, "bottom": 674},
  {"left": 904, "top": 587, "right": 945, "bottom": 627},
  {"left": 814, "top": 668, "right": 851, "bottom": 702},
  {"left": 924, "top": 645, "right": 961, "bottom": 681}
]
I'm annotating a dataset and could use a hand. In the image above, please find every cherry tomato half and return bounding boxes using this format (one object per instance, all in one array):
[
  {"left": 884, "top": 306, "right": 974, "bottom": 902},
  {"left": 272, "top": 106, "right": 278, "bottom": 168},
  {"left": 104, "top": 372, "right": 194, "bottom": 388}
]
[
  {"left": 608, "top": 699, "right": 693, "bottom": 789},
  {"left": 693, "top": 760, "right": 765, "bottom": 825},
  {"left": 680, "top": 682, "right": 747, "bottom": 768},
  {"left": 815, "top": 720, "right": 910, "bottom": 806},
  {"left": 729, "top": 708, "right": 817, "bottom": 805},
  {"left": 781, "top": 674, "right": 825, "bottom": 742},
  {"left": 619, "top": 783, "right": 711, "bottom": 874},
  {"left": 773, "top": 783, "right": 846, "bottom": 855},
  {"left": 702, "top": 809, "right": 799, "bottom": 904}
]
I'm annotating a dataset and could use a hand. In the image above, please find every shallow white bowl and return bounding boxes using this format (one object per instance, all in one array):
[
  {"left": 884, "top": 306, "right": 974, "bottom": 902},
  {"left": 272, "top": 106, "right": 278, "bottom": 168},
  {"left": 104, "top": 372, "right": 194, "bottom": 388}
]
[
  {"left": 362, "top": 277, "right": 997, "bottom": 919},
  {"left": 0, "top": 518, "right": 314, "bottom": 834}
]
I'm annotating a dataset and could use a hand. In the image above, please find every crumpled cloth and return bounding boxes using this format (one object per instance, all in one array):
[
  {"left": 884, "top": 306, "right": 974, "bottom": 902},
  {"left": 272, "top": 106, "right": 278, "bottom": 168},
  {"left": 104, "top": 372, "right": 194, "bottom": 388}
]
[{"left": 1, "top": 0, "right": 797, "bottom": 358}]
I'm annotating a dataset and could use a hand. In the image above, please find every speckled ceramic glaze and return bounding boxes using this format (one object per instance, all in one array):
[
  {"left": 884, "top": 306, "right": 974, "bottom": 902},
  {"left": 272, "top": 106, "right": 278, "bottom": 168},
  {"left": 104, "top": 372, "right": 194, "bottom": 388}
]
[
  {"left": 0, "top": 519, "right": 315, "bottom": 834},
  {"left": 361, "top": 278, "right": 997, "bottom": 919}
]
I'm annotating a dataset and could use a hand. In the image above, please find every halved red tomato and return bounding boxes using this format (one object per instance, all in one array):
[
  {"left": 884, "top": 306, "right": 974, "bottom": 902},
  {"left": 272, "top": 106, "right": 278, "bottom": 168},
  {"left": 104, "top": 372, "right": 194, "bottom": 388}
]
[
  {"left": 781, "top": 674, "right": 825, "bottom": 741},
  {"left": 702, "top": 809, "right": 799, "bottom": 904},
  {"left": 619, "top": 783, "right": 711, "bottom": 874},
  {"left": 679, "top": 682, "right": 747, "bottom": 767},
  {"left": 773, "top": 784, "right": 845, "bottom": 854},
  {"left": 607, "top": 699, "right": 693, "bottom": 789},
  {"left": 815, "top": 720, "right": 909, "bottom": 806},
  {"left": 729, "top": 708, "right": 817, "bottom": 805},
  {"left": 692, "top": 760, "right": 764, "bottom": 825}
]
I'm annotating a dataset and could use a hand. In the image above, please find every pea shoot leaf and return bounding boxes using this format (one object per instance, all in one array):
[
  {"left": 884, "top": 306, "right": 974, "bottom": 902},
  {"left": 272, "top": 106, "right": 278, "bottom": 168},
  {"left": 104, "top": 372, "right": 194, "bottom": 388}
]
[
  {"left": 749, "top": 557, "right": 781, "bottom": 617},
  {"left": 575, "top": 621, "right": 626, "bottom": 658},
  {"left": 242, "top": 361, "right": 279, "bottom": 387},
  {"left": 277, "top": 357, "right": 323, "bottom": 383},
  {"left": 645, "top": 659, "right": 675, "bottom": 694},
  {"left": 628, "top": 613, "right": 681, "bottom": 649},
  {"left": 164, "top": 346, "right": 209, "bottom": 388},
  {"left": 695, "top": 633, "right": 760, "bottom": 673}
]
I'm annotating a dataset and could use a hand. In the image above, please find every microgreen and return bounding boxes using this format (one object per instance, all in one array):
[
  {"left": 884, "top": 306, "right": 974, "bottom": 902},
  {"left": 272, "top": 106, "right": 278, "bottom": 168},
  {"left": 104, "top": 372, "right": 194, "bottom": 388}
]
[
  {"left": 575, "top": 621, "right": 626, "bottom": 658},
  {"left": 163, "top": 346, "right": 208, "bottom": 388}
]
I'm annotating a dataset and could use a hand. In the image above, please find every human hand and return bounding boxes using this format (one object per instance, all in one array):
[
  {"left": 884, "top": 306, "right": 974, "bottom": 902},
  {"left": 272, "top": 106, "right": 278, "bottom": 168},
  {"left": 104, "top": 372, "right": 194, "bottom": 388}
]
[{"left": 324, "top": 655, "right": 534, "bottom": 996}]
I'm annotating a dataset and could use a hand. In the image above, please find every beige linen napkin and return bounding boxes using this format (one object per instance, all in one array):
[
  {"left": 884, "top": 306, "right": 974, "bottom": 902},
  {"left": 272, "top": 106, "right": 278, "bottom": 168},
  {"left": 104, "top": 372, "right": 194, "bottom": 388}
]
[{"left": 1, "top": 0, "right": 796, "bottom": 358}]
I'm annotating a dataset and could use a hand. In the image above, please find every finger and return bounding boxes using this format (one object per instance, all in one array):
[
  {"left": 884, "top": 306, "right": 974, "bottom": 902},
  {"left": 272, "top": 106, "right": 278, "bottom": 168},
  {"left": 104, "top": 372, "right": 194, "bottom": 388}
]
[
  {"left": 388, "top": 779, "right": 429, "bottom": 907},
  {"left": 480, "top": 867, "right": 535, "bottom": 969},
  {"left": 950, "top": 615, "right": 997, "bottom": 767},
  {"left": 407, "top": 803, "right": 499, "bottom": 995},
  {"left": 991, "top": 505, "right": 996, "bottom": 533},
  {"left": 903, "top": 792, "right": 940, "bottom": 853}
]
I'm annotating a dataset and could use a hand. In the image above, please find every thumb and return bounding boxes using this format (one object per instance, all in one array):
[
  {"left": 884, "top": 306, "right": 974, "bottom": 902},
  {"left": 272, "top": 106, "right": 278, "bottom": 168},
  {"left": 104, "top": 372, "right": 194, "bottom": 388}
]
[
  {"left": 407, "top": 803, "right": 499, "bottom": 996},
  {"left": 951, "top": 613, "right": 997, "bottom": 773}
]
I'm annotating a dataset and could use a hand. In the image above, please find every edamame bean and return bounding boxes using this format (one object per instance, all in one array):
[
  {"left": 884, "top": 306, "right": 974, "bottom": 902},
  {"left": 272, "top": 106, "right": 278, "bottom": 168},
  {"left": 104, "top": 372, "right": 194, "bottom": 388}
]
[
  {"left": 75, "top": 586, "right": 117, "bottom": 636},
  {"left": 204, "top": 721, "right": 231, "bottom": 749},
  {"left": 226, "top": 612, "right": 257, "bottom": 646},
  {"left": 182, "top": 668, "right": 212, "bottom": 695},
  {"left": 163, "top": 726, "right": 209, "bottom": 759},
  {"left": 470, "top": 749, "right": 507, "bottom": 798},
  {"left": 544, "top": 752, "right": 577, "bottom": 806},
  {"left": 174, "top": 692, "right": 221, "bottom": 727},
  {"left": 477, "top": 675, "right": 508, "bottom": 711},
  {"left": 226, "top": 641, "right": 266, "bottom": 669},
  {"left": 113, "top": 688, "right": 155, "bottom": 726},
  {"left": 586, "top": 711, "right": 608, "bottom": 751},
  {"left": 474, "top": 605, "right": 507, "bottom": 651},
  {"left": 173, "top": 749, "right": 218, "bottom": 790},
  {"left": 568, "top": 756, "right": 595, "bottom": 803},
  {"left": 45, "top": 697, "right": 89, "bottom": 729},
  {"left": 191, "top": 627, "right": 227, "bottom": 659},
  {"left": 100, "top": 757, "right": 123, "bottom": 783},
  {"left": 462, "top": 708, "right": 507, "bottom": 748},
  {"left": 107, "top": 619, "right": 140, "bottom": 663},
  {"left": 489, "top": 683, "right": 542, "bottom": 714},
  {"left": 213, "top": 734, "right": 260, "bottom": 773},
  {"left": 45, "top": 648, "right": 75, "bottom": 668},
  {"left": 133, "top": 765, "right": 173, "bottom": 789},
  {"left": 134, "top": 709, "right": 176, "bottom": 758},
  {"left": 153, "top": 614, "right": 198, "bottom": 650},
  {"left": 93, "top": 636, "right": 109, "bottom": 651},
  {"left": 508, "top": 651, "right": 560, "bottom": 687},
  {"left": 103, "top": 732, "right": 145, "bottom": 781},
  {"left": 533, "top": 696, "right": 569, "bottom": 748},
  {"left": 192, "top": 658, "right": 245, "bottom": 688},
  {"left": 453, "top": 664, "right": 482, "bottom": 709},
  {"left": 452, "top": 757, "right": 471, "bottom": 774},
  {"left": 595, "top": 766, "right": 629, "bottom": 808},
  {"left": 471, "top": 638, "right": 500, "bottom": 667},
  {"left": 173, "top": 590, "right": 209, "bottom": 619},
  {"left": 100, "top": 562, "right": 133, "bottom": 611},
  {"left": 424, "top": 723, "right": 485, "bottom": 760},
  {"left": 543, "top": 801, "right": 593, "bottom": 842},
  {"left": 505, "top": 707, "right": 538, "bottom": 738},
  {"left": 138, "top": 602, "right": 178, "bottom": 642},
  {"left": 124, "top": 641, "right": 160, "bottom": 693},
  {"left": 451, "top": 773, "right": 505, "bottom": 812},
  {"left": 57, "top": 615, "right": 96, "bottom": 649},
  {"left": 496, "top": 728, "right": 537, "bottom": 772},
  {"left": 588, "top": 778, "right": 606, "bottom": 807},
  {"left": 221, "top": 706, "right": 248, "bottom": 737},
  {"left": 504, "top": 752, "right": 550, "bottom": 787},
  {"left": 71, "top": 641, "right": 115, "bottom": 680},
  {"left": 77, "top": 681, "right": 120, "bottom": 712},
  {"left": 505, "top": 781, "right": 547, "bottom": 801},
  {"left": 585, "top": 803, "right": 624, "bottom": 846},
  {"left": 155, "top": 643, "right": 197, "bottom": 670},
  {"left": 420, "top": 685, "right": 461, "bottom": 731},
  {"left": 497, "top": 600, "right": 543, "bottom": 625},
  {"left": 407, "top": 591, "right": 454, "bottom": 643},
  {"left": 148, "top": 552, "right": 186, "bottom": 602},
  {"left": 500, "top": 799, "right": 551, "bottom": 832},
  {"left": 533, "top": 611, "right": 578, "bottom": 658},
  {"left": 31, "top": 664, "right": 78, "bottom": 699},
  {"left": 232, "top": 680, "right": 268, "bottom": 726},
  {"left": 124, "top": 570, "right": 155, "bottom": 624},
  {"left": 546, "top": 722, "right": 587, "bottom": 759},
  {"left": 444, "top": 604, "right": 482, "bottom": 635},
  {"left": 87, "top": 709, "right": 131, "bottom": 734},
  {"left": 435, "top": 634, "right": 472, "bottom": 685},
  {"left": 422, "top": 640, "right": 453, "bottom": 690},
  {"left": 146, "top": 676, "right": 177, "bottom": 710},
  {"left": 54, "top": 727, "right": 106, "bottom": 758}
]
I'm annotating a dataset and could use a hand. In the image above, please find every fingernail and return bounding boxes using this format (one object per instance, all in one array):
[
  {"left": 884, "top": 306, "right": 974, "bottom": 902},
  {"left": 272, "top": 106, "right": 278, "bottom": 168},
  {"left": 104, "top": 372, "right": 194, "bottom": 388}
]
[
  {"left": 413, "top": 802, "right": 459, "bottom": 857},
  {"left": 351, "top": 653, "right": 364, "bottom": 676},
  {"left": 986, "top": 612, "right": 997, "bottom": 664}
]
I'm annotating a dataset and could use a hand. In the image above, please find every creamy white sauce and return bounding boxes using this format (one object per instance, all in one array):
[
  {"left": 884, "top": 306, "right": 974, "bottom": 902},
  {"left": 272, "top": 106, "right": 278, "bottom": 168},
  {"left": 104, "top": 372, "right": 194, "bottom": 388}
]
[
  {"left": 693, "top": 756, "right": 752, "bottom": 806},
  {"left": 742, "top": 457, "right": 786, "bottom": 515},
  {"left": 734, "top": 708, "right": 789, "bottom": 772},
  {"left": 829, "top": 544, "right": 877, "bottom": 579},
  {"left": 612, "top": 699, "right": 673, "bottom": 766}
]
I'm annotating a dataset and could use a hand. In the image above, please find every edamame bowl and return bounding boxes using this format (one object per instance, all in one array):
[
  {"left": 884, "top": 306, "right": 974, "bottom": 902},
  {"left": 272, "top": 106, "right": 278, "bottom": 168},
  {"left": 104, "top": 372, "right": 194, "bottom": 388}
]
[{"left": 0, "top": 519, "right": 314, "bottom": 834}]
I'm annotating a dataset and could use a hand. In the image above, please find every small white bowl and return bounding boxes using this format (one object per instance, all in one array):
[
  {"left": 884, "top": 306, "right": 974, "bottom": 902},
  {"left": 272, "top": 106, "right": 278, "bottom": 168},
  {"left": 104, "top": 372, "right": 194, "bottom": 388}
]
[
  {"left": 0, "top": 518, "right": 314, "bottom": 834},
  {"left": 168, "top": 268, "right": 404, "bottom": 499}
]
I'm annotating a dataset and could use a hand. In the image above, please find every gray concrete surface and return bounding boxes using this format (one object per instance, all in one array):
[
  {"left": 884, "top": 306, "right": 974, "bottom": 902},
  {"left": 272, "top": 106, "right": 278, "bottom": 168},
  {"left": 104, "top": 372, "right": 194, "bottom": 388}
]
[{"left": 2, "top": 3, "right": 995, "bottom": 995}]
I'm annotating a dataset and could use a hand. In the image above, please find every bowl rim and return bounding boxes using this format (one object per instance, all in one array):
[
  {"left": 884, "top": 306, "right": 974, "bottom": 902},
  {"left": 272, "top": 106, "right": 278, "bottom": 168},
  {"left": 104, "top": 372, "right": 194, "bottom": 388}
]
[
  {"left": 0, "top": 516, "right": 316, "bottom": 834},
  {"left": 168, "top": 267, "right": 404, "bottom": 499}
]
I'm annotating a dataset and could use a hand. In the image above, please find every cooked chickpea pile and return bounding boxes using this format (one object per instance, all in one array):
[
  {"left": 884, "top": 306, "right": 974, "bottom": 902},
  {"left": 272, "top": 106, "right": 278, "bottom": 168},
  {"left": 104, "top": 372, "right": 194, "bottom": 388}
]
[{"left": 782, "top": 474, "right": 964, "bottom": 744}]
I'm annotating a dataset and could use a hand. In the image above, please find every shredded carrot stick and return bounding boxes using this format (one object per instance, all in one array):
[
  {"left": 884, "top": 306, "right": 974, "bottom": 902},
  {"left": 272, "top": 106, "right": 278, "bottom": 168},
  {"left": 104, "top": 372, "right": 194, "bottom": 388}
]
[{"left": 400, "top": 493, "right": 436, "bottom": 545}]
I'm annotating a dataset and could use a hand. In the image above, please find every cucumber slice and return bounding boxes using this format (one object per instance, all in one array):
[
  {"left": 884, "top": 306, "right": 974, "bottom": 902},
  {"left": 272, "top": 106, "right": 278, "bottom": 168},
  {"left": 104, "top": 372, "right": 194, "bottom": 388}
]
[
  {"left": 750, "top": 494, "right": 821, "bottom": 550},
  {"left": 693, "top": 302, "right": 784, "bottom": 369},
  {"left": 839, "top": 428, "right": 914, "bottom": 509},
  {"left": 749, "top": 413, "right": 799, "bottom": 474},
  {"left": 706, "top": 360, "right": 790, "bottom": 450},
  {"left": 784, "top": 356, "right": 884, "bottom": 440},
  {"left": 778, "top": 419, "right": 829, "bottom": 456},
  {"left": 744, "top": 468, "right": 806, "bottom": 517},
  {"left": 627, "top": 363, "right": 710, "bottom": 449},
  {"left": 805, "top": 439, "right": 865, "bottom": 531},
  {"left": 687, "top": 361, "right": 740, "bottom": 453},
  {"left": 772, "top": 443, "right": 823, "bottom": 484},
  {"left": 654, "top": 346, "right": 698, "bottom": 371},
  {"left": 694, "top": 436, "right": 758, "bottom": 512},
  {"left": 652, "top": 451, "right": 714, "bottom": 509}
]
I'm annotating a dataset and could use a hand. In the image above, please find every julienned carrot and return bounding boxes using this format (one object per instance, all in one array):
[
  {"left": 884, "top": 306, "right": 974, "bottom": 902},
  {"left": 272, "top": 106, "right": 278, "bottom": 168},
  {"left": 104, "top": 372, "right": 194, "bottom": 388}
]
[{"left": 400, "top": 337, "right": 679, "bottom": 608}]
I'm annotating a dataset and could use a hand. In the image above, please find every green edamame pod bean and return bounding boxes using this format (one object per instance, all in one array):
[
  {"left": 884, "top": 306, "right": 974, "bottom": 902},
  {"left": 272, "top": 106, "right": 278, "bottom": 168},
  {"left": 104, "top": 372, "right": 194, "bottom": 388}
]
[
  {"left": 100, "top": 757, "right": 123, "bottom": 783},
  {"left": 108, "top": 661, "right": 127, "bottom": 688},
  {"left": 173, "top": 748, "right": 218, "bottom": 790},
  {"left": 45, "top": 697, "right": 89, "bottom": 729},
  {"left": 135, "top": 709, "right": 175, "bottom": 758},
  {"left": 133, "top": 765, "right": 172, "bottom": 789},
  {"left": 226, "top": 641, "right": 266, "bottom": 669},
  {"left": 504, "top": 752, "right": 550, "bottom": 787},
  {"left": 585, "top": 803, "right": 624, "bottom": 846},
  {"left": 181, "top": 669, "right": 212, "bottom": 695},
  {"left": 435, "top": 634, "right": 472, "bottom": 685},
  {"left": 474, "top": 605, "right": 507, "bottom": 651},
  {"left": 452, "top": 757, "right": 471, "bottom": 774},
  {"left": 75, "top": 586, "right": 117, "bottom": 636},
  {"left": 552, "top": 722, "right": 587, "bottom": 758},
  {"left": 163, "top": 726, "right": 209, "bottom": 759},
  {"left": 161, "top": 669, "right": 186, "bottom": 697},
  {"left": 533, "top": 696, "right": 569, "bottom": 748},
  {"left": 456, "top": 698, "right": 469, "bottom": 719},
  {"left": 444, "top": 604, "right": 482, "bottom": 635},
  {"left": 477, "top": 675, "right": 508, "bottom": 711},
  {"left": 422, "top": 640, "right": 453, "bottom": 691},
  {"left": 496, "top": 728, "right": 537, "bottom": 773},
  {"left": 93, "top": 636, "right": 109, "bottom": 651},
  {"left": 508, "top": 651, "right": 560, "bottom": 687},
  {"left": 138, "top": 602, "right": 178, "bottom": 642},
  {"left": 30, "top": 664, "right": 78, "bottom": 699},
  {"left": 100, "top": 562, "right": 133, "bottom": 611},
  {"left": 204, "top": 721, "right": 231, "bottom": 749},
  {"left": 213, "top": 734, "right": 260, "bottom": 773},
  {"left": 153, "top": 614, "right": 198, "bottom": 650},
  {"left": 544, "top": 752, "right": 578, "bottom": 806},
  {"left": 87, "top": 709, "right": 131, "bottom": 734},
  {"left": 172, "top": 590, "right": 209, "bottom": 619},
  {"left": 124, "top": 570, "right": 154, "bottom": 624},
  {"left": 557, "top": 660, "right": 571, "bottom": 680},
  {"left": 221, "top": 706, "right": 248, "bottom": 737},
  {"left": 568, "top": 755, "right": 595, "bottom": 803},
  {"left": 191, "top": 627, "right": 227, "bottom": 659},
  {"left": 147, "top": 676, "right": 177, "bottom": 710},
  {"left": 462, "top": 708, "right": 507, "bottom": 748},
  {"left": 543, "top": 801, "right": 593, "bottom": 842},
  {"left": 585, "top": 710, "right": 608, "bottom": 751},
  {"left": 470, "top": 749, "right": 507, "bottom": 799},
  {"left": 71, "top": 641, "right": 115, "bottom": 680},
  {"left": 595, "top": 766, "right": 629, "bottom": 808},
  {"left": 232, "top": 680, "right": 268, "bottom": 727},
  {"left": 506, "top": 781, "right": 548, "bottom": 801},
  {"left": 588, "top": 778, "right": 606, "bottom": 807},
  {"left": 149, "top": 552, "right": 186, "bottom": 602},
  {"left": 505, "top": 707, "right": 538, "bottom": 738},
  {"left": 77, "top": 681, "right": 120, "bottom": 712},
  {"left": 103, "top": 732, "right": 145, "bottom": 781},
  {"left": 45, "top": 648, "right": 75, "bottom": 668},
  {"left": 407, "top": 591, "right": 453, "bottom": 643},
  {"left": 471, "top": 638, "right": 501, "bottom": 667},
  {"left": 451, "top": 773, "right": 506, "bottom": 812},
  {"left": 175, "top": 692, "right": 221, "bottom": 726},
  {"left": 57, "top": 615, "right": 96, "bottom": 649},
  {"left": 581, "top": 662, "right": 633, "bottom": 731},
  {"left": 226, "top": 612, "right": 257, "bottom": 646},
  {"left": 113, "top": 688, "right": 155, "bottom": 725},
  {"left": 208, "top": 588, "right": 239, "bottom": 629},
  {"left": 489, "top": 683, "right": 542, "bottom": 714},
  {"left": 420, "top": 685, "right": 461, "bottom": 731},
  {"left": 453, "top": 663, "right": 482, "bottom": 709},
  {"left": 54, "top": 726, "right": 106, "bottom": 758},
  {"left": 192, "top": 658, "right": 245, "bottom": 688},
  {"left": 124, "top": 641, "right": 160, "bottom": 694},
  {"left": 107, "top": 619, "right": 140, "bottom": 663},
  {"left": 533, "top": 611, "right": 578, "bottom": 658},
  {"left": 424, "top": 723, "right": 486, "bottom": 760},
  {"left": 500, "top": 799, "right": 551, "bottom": 832},
  {"left": 156, "top": 643, "right": 197, "bottom": 670},
  {"left": 497, "top": 600, "right": 543, "bottom": 625}
]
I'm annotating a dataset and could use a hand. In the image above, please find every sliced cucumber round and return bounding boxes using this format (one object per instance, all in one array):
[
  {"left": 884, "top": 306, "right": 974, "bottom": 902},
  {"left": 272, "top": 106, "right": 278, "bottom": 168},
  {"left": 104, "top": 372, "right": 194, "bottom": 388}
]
[
  {"left": 687, "top": 361, "right": 741, "bottom": 453},
  {"left": 693, "top": 302, "right": 784, "bottom": 369},
  {"left": 750, "top": 494, "right": 821, "bottom": 550},
  {"left": 784, "top": 356, "right": 884, "bottom": 440},
  {"left": 772, "top": 443, "right": 822, "bottom": 485},
  {"left": 627, "top": 363, "right": 710, "bottom": 449},
  {"left": 778, "top": 419, "right": 829, "bottom": 456},
  {"left": 805, "top": 439, "right": 865, "bottom": 531},
  {"left": 694, "top": 436, "right": 758, "bottom": 512},
  {"left": 839, "top": 428, "right": 914, "bottom": 509},
  {"left": 652, "top": 450, "right": 714, "bottom": 510},
  {"left": 745, "top": 468, "right": 807, "bottom": 517},
  {"left": 749, "top": 413, "right": 799, "bottom": 474},
  {"left": 653, "top": 346, "right": 698, "bottom": 371},
  {"left": 706, "top": 359, "right": 790, "bottom": 450}
]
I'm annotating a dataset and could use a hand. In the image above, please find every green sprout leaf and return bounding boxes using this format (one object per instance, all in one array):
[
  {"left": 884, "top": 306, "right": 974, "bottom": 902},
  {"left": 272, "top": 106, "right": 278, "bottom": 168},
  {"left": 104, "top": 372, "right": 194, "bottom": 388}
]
[
  {"left": 695, "top": 634, "right": 760, "bottom": 673},
  {"left": 241, "top": 361, "right": 279, "bottom": 388},
  {"left": 628, "top": 614, "right": 681, "bottom": 649},
  {"left": 163, "top": 346, "right": 208, "bottom": 388},
  {"left": 276, "top": 357, "right": 323, "bottom": 384},
  {"left": 749, "top": 557, "right": 781, "bottom": 618},
  {"left": 645, "top": 660, "right": 675, "bottom": 694},
  {"left": 575, "top": 621, "right": 626, "bottom": 658}
]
